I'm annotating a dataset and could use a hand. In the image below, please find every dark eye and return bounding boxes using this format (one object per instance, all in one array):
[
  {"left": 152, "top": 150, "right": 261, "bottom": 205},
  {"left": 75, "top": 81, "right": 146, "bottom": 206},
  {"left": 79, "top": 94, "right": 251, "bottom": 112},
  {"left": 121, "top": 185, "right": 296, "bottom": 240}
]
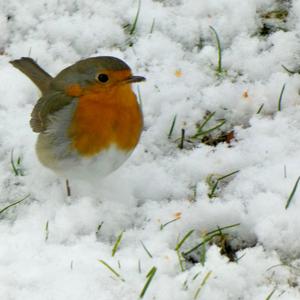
[{"left": 97, "top": 73, "right": 109, "bottom": 83}]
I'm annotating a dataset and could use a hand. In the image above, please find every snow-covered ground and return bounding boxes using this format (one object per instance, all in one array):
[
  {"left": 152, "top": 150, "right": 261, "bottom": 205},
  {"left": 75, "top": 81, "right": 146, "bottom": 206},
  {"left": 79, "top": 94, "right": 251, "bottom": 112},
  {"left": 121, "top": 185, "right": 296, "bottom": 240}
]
[{"left": 1, "top": 0, "right": 300, "bottom": 299}]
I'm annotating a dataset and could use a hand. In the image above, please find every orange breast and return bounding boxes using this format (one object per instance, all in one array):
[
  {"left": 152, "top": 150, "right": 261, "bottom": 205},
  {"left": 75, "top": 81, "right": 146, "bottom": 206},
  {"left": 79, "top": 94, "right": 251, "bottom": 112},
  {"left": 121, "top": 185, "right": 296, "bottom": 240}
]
[{"left": 68, "top": 84, "right": 143, "bottom": 156}]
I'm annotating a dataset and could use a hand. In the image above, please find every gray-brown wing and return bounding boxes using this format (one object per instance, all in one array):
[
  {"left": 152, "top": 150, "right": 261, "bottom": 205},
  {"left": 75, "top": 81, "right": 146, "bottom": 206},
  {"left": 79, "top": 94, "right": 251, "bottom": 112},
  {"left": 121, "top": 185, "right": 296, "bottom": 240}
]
[{"left": 30, "top": 92, "right": 74, "bottom": 133}]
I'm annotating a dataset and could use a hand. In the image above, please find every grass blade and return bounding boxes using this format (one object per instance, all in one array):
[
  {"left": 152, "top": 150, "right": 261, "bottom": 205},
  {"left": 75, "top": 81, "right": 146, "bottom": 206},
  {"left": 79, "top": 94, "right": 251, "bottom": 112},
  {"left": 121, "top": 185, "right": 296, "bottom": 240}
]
[
  {"left": 150, "top": 18, "right": 155, "bottom": 34},
  {"left": 195, "top": 120, "right": 226, "bottom": 138},
  {"left": 96, "top": 221, "right": 104, "bottom": 235},
  {"left": 45, "top": 220, "right": 49, "bottom": 241},
  {"left": 0, "top": 194, "right": 30, "bottom": 215},
  {"left": 183, "top": 223, "right": 240, "bottom": 256},
  {"left": 196, "top": 112, "right": 216, "bottom": 134},
  {"left": 277, "top": 83, "right": 286, "bottom": 111},
  {"left": 209, "top": 26, "right": 222, "bottom": 74},
  {"left": 281, "top": 64, "right": 298, "bottom": 74},
  {"left": 194, "top": 271, "right": 212, "bottom": 299},
  {"left": 98, "top": 259, "right": 125, "bottom": 281},
  {"left": 256, "top": 103, "right": 264, "bottom": 114},
  {"left": 175, "top": 229, "right": 194, "bottom": 251},
  {"left": 176, "top": 249, "right": 185, "bottom": 272},
  {"left": 112, "top": 231, "right": 124, "bottom": 257},
  {"left": 130, "top": 0, "right": 141, "bottom": 35},
  {"left": 265, "top": 287, "right": 276, "bottom": 300},
  {"left": 285, "top": 176, "right": 300, "bottom": 209},
  {"left": 160, "top": 217, "right": 180, "bottom": 230},
  {"left": 179, "top": 128, "right": 185, "bottom": 149},
  {"left": 208, "top": 170, "right": 239, "bottom": 198},
  {"left": 139, "top": 266, "right": 157, "bottom": 298},
  {"left": 205, "top": 223, "right": 240, "bottom": 236},
  {"left": 168, "top": 115, "right": 177, "bottom": 139},
  {"left": 140, "top": 240, "right": 153, "bottom": 258}
]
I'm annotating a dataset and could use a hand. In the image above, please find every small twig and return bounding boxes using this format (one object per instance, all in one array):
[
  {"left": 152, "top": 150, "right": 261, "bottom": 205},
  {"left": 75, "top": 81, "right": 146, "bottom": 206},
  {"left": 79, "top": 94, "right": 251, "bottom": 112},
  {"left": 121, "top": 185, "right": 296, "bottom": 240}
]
[
  {"left": 179, "top": 128, "right": 185, "bottom": 149},
  {"left": 66, "top": 179, "right": 71, "bottom": 197}
]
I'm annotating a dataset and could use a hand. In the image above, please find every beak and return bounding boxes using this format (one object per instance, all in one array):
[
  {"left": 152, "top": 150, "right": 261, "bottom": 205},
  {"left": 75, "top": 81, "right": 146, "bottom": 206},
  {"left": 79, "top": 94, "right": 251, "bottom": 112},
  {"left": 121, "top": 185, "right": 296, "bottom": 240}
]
[{"left": 124, "top": 75, "right": 146, "bottom": 84}]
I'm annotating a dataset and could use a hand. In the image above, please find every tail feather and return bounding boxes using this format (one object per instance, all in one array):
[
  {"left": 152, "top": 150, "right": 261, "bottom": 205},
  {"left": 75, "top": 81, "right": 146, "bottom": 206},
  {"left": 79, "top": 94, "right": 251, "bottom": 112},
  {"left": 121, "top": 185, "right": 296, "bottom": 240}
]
[{"left": 10, "top": 57, "right": 52, "bottom": 94}]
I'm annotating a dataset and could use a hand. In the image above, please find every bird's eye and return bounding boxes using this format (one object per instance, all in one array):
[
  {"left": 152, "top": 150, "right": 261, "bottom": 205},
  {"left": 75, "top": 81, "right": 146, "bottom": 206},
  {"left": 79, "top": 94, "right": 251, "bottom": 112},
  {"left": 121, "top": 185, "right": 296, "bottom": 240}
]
[{"left": 97, "top": 73, "right": 109, "bottom": 83}]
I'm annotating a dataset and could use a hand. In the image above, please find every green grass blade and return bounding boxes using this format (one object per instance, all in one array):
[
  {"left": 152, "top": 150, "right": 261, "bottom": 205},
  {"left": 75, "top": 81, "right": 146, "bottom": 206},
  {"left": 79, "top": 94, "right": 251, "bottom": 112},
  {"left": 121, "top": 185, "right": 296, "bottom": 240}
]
[
  {"left": 139, "top": 266, "right": 157, "bottom": 298},
  {"left": 197, "top": 112, "right": 216, "bottom": 134},
  {"left": 281, "top": 64, "right": 297, "bottom": 74},
  {"left": 98, "top": 259, "right": 125, "bottom": 281},
  {"left": 285, "top": 176, "right": 300, "bottom": 209},
  {"left": 256, "top": 103, "right": 264, "bottom": 114},
  {"left": 130, "top": 0, "right": 141, "bottom": 35},
  {"left": 265, "top": 287, "right": 276, "bottom": 300},
  {"left": 0, "top": 194, "right": 30, "bottom": 215},
  {"left": 200, "top": 243, "right": 206, "bottom": 266},
  {"left": 168, "top": 115, "right": 177, "bottom": 139},
  {"left": 179, "top": 128, "right": 185, "bottom": 149},
  {"left": 205, "top": 223, "right": 240, "bottom": 236},
  {"left": 150, "top": 18, "right": 155, "bottom": 34},
  {"left": 45, "top": 220, "right": 49, "bottom": 241},
  {"left": 175, "top": 229, "right": 194, "bottom": 251},
  {"left": 112, "top": 231, "right": 124, "bottom": 257},
  {"left": 183, "top": 223, "right": 240, "bottom": 256},
  {"left": 183, "top": 233, "right": 220, "bottom": 256},
  {"left": 140, "top": 240, "right": 153, "bottom": 258},
  {"left": 176, "top": 249, "right": 185, "bottom": 272},
  {"left": 10, "top": 149, "right": 18, "bottom": 176},
  {"left": 208, "top": 170, "right": 239, "bottom": 198},
  {"left": 160, "top": 217, "right": 180, "bottom": 230},
  {"left": 277, "top": 83, "right": 286, "bottom": 111},
  {"left": 195, "top": 120, "right": 226, "bottom": 138},
  {"left": 209, "top": 26, "right": 222, "bottom": 74},
  {"left": 194, "top": 271, "right": 212, "bottom": 299}
]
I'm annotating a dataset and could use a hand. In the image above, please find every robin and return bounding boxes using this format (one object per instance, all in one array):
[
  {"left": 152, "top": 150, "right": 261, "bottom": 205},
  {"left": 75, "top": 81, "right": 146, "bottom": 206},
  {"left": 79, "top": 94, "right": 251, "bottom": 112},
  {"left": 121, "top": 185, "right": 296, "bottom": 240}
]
[{"left": 10, "top": 56, "right": 145, "bottom": 180}]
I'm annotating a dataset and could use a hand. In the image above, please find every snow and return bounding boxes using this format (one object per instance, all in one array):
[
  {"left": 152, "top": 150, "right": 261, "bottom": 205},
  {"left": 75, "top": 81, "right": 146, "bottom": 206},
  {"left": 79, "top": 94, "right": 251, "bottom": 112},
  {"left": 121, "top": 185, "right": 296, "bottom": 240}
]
[{"left": 1, "top": 0, "right": 300, "bottom": 299}]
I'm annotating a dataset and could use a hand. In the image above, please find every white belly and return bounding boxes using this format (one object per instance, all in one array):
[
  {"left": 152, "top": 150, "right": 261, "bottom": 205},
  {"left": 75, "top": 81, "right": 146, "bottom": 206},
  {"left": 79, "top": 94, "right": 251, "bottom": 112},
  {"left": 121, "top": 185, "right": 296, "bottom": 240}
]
[{"left": 55, "top": 145, "right": 132, "bottom": 180}]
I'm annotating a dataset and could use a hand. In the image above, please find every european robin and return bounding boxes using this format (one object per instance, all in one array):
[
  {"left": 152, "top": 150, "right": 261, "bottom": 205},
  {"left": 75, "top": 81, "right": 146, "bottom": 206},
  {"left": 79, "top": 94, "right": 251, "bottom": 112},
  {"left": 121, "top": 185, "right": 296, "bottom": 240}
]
[{"left": 10, "top": 56, "right": 145, "bottom": 180}]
